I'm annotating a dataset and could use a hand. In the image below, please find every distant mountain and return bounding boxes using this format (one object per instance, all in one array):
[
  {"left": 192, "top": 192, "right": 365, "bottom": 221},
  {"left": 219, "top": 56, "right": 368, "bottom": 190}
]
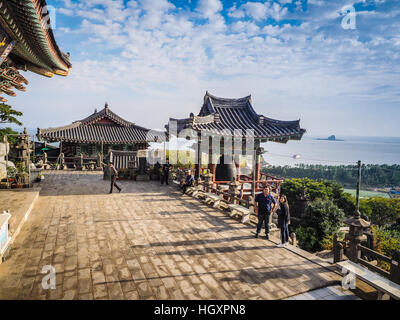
[{"left": 316, "top": 135, "right": 344, "bottom": 141}]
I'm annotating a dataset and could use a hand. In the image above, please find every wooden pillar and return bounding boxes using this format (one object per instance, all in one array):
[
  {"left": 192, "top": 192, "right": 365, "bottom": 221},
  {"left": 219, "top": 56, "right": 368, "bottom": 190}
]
[
  {"left": 195, "top": 133, "right": 201, "bottom": 180},
  {"left": 207, "top": 135, "right": 217, "bottom": 184},
  {"left": 252, "top": 147, "right": 256, "bottom": 198},
  {"left": 235, "top": 156, "right": 241, "bottom": 181},
  {"left": 252, "top": 139, "right": 261, "bottom": 196},
  {"left": 210, "top": 164, "right": 216, "bottom": 183}
]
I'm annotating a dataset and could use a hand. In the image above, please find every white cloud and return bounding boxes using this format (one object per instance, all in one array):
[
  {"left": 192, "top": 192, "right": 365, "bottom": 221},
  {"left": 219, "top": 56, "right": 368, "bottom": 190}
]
[
  {"left": 15, "top": 0, "right": 400, "bottom": 137},
  {"left": 228, "top": 1, "right": 288, "bottom": 21},
  {"left": 196, "top": 0, "right": 223, "bottom": 18}
]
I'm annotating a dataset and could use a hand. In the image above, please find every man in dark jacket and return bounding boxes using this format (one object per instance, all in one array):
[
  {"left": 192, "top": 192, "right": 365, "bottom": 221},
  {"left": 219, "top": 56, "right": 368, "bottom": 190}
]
[
  {"left": 161, "top": 159, "right": 172, "bottom": 185},
  {"left": 254, "top": 186, "right": 276, "bottom": 239},
  {"left": 181, "top": 170, "right": 194, "bottom": 194},
  {"left": 109, "top": 162, "right": 122, "bottom": 194}
]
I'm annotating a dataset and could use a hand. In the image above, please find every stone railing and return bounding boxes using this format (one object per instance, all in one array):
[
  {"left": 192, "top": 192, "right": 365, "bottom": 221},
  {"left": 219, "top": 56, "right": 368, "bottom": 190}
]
[{"left": 333, "top": 233, "right": 400, "bottom": 284}]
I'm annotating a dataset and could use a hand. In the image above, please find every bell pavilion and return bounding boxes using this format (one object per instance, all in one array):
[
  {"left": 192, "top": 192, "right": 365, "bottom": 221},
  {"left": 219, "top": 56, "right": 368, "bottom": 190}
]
[
  {"left": 168, "top": 92, "right": 306, "bottom": 195},
  {"left": 0, "top": 0, "right": 71, "bottom": 101}
]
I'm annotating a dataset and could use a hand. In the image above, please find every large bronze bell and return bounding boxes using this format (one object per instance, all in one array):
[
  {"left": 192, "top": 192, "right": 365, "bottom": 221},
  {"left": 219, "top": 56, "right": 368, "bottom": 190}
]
[{"left": 215, "top": 155, "right": 237, "bottom": 182}]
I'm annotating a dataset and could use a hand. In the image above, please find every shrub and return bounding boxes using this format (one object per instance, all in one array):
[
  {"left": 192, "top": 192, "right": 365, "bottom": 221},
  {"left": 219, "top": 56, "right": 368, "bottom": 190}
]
[
  {"left": 280, "top": 178, "right": 355, "bottom": 216},
  {"left": 321, "top": 232, "right": 345, "bottom": 251},
  {"left": 296, "top": 226, "right": 319, "bottom": 252},
  {"left": 304, "top": 199, "right": 345, "bottom": 238},
  {"left": 295, "top": 199, "right": 345, "bottom": 252},
  {"left": 360, "top": 198, "right": 400, "bottom": 227},
  {"left": 371, "top": 225, "right": 400, "bottom": 271}
]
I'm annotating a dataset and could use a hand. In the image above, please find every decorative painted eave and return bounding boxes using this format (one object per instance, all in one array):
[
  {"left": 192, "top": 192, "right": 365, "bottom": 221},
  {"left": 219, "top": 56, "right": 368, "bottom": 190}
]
[
  {"left": 0, "top": 0, "right": 71, "bottom": 72},
  {"left": 0, "top": 0, "right": 71, "bottom": 100}
]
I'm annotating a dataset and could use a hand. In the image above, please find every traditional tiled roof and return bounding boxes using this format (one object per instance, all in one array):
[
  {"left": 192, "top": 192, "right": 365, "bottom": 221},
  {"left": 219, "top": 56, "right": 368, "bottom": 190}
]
[
  {"left": 0, "top": 0, "right": 71, "bottom": 74},
  {"left": 168, "top": 92, "right": 306, "bottom": 143},
  {"left": 37, "top": 104, "right": 159, "bottom": 144},
  {"left": 0, "top": 0, "right": 71, "bottom": 100}
]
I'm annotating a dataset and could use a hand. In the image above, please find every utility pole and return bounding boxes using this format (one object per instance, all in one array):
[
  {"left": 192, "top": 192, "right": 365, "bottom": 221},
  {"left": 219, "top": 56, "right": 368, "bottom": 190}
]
[
  {"left": 355, "top": 160, "right": 361, "bottom": 213},
  {"left": 344, "top": 159, "right": 370, "bottom": 262}
]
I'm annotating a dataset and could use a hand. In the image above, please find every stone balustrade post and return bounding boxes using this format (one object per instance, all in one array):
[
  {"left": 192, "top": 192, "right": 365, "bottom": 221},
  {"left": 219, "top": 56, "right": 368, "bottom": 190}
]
[
  {"left": 206, "top": 173, "right": 213, "bottom": 192},
  {"left": 60, "top": 153, "right": 65, "bottom": 170},
  {"left": 229, "top": 180, "right": 241, "bottom": 204},
  {"left": 333, "top": 234, "right": 344, "bottom": 263},
  {"left": 290, "top": 233, "right": 297, "bottom": 246},
  {"left": 248, "top": 196, "right": 254, "bottom": 211},
  {"left": 197, "top": 176, "right": 204, "bottom": 192}
]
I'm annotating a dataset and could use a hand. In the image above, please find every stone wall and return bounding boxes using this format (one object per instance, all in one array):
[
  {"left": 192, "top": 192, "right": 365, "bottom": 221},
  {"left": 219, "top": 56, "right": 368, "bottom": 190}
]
[{"left": 0, "top": 142, "right": 15, "bottom": 181}]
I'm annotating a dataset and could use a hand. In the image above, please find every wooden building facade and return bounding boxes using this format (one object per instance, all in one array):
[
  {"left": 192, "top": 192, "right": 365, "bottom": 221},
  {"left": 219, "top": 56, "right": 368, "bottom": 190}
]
[{"left": 37, "top": 104, "right": 155, "bottom": 160}]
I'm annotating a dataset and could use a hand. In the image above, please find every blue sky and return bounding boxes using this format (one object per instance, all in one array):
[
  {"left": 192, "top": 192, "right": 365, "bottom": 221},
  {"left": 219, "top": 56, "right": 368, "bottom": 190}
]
[{"left": 8, "top": 0, "right": 400, "bottom": 137}]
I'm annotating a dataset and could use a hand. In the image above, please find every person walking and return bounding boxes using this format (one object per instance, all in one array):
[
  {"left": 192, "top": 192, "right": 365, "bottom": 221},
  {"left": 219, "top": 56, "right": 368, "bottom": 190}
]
[
  {"left": 276, "top": 195, "right": 290, "bottom": 247},
  {"left": 161, "top": 159, "right": 172, "bottom": 185},
  {"left": 254, "top": 186, "right": 277, "bottom": 239},
  {"left": 109, "top": 162, "right": 122, "bottom": 194}
]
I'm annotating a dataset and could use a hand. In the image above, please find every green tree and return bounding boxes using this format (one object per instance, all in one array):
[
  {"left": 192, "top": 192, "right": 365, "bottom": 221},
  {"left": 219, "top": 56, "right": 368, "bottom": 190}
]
[
  {"left": 296, "top": 199, "right": 345, "bottom": 252},
  {"left": 372, "top": 226, "right": 400, "bottom": 270},
  {"left": 264, "top": 164, "right": 400, "bottom": 188},
  {"left": 281, "top": 178, "right": 355, "bottom": 216},
  {"left": 304, "top": 199, "right": 345, "bottom": 237},
  {"left": 0, "top": 103, "right": 23, "bottom": 125},
  {"left": 295, "top": 226, "right": 319, "bottom": 252},
  {"left": 0, "top": 103, "right": 23, "bottom": 145},
  {"left": 360, "top": 197, "right": 400, "bottom": 227}
]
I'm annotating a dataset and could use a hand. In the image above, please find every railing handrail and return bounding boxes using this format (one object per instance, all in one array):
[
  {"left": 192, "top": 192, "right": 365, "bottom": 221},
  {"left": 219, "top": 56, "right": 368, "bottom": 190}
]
[
  {"left": 357, "top": 244, "right": 392, "bottom": 264},
  {"left": 356, "top": 257, "right": 391, "bottom": 278}
]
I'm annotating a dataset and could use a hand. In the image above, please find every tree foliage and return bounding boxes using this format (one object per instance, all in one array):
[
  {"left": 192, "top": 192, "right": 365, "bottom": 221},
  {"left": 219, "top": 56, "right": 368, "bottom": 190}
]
[
  {"left": 264, "top": 164, "right": 400, "bottom": 188},
  {"left": 296, "top": 199, "right": 345, "bottom": 252},
  {"left": 296, "top": 226, "right": 319, "bottom": 252},
  {"left": 0, "top": 127, "right": 19, "bottom": 145},
  {"left": 0, "top": 103, "right": 23, "bottom": 145},
  {"left": 281, "top": 178, "right": 355, "bottom": 216},
  {"left": 372, "top": 226, "right": 400, "bottom": 270},
  {"left": 0, "top": 103, "right": 23, "bottom": 125},
  {"left": 360, "top": 197, "right": 400, "bottom": 227},
  {"left": 281, "top": 176, "right": 400, "bottom": 253}
]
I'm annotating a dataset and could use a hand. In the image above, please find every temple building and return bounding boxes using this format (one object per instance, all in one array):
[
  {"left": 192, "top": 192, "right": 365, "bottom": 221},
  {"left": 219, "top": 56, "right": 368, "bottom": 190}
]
[
  {"left": 0, "top": 0, "right": 71, "bottom": 101},
  {"left": 168, "top": 92, "right": 306, "bottom": 195},
  {"left": 37, "top": 104, "right": 155, "bottom": 161}
]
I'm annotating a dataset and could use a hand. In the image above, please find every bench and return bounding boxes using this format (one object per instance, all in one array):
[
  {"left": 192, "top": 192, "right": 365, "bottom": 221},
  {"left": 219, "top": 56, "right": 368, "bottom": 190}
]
[
  {"left": 204, "top": 192, "right": 222, "bottom": 208},
  {"left": 228, "top": 204, "right": 252, "bottom": 224},
  {"left": 191, "top": 187, "right": 204, "bottom": 199},
  {"left": 338, "top": 260, "right": 400, "bottom": 300},
  {"left": 185, "top": 186, "right": 196, "bottom": 195}
]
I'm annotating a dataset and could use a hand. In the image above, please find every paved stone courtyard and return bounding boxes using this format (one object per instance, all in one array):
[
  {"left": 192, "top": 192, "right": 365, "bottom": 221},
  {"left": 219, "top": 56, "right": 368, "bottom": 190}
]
[
  {"left": 0, "top": 171, "right": 343, "bottom": 300},
  {"left": 285, "top": 285, "right": 361, "bottom": 300}
]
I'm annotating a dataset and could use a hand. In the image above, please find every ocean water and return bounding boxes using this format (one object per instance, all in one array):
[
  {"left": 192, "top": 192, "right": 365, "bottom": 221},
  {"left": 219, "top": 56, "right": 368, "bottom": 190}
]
[{"left": 262, "top": 135, "right": 400, "bottom": 166}]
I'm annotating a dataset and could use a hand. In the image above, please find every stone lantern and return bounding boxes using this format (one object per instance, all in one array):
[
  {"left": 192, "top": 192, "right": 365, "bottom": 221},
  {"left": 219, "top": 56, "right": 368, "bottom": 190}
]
[
  {"left": 344, "top": 210, "right": 370, "bottom": 262},
  {"left": 229, "top": 178, "right": 241, "bottom": 204}
]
